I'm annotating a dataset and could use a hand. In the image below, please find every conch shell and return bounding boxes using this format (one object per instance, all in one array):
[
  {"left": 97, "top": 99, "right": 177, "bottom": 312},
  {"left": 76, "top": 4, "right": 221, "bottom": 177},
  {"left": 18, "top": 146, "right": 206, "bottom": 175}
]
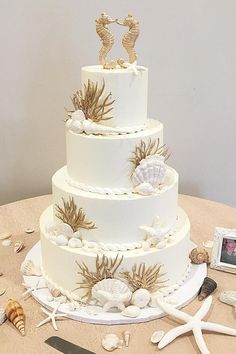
[
  {"left": 189, "top": 247, "right": 209, "bottom": 264},
  {"left": 5, "top": 299, "right": 25, "bottom": 336},
  {"left": 198, "top": 277, "right": 217, "bottom": 301}
]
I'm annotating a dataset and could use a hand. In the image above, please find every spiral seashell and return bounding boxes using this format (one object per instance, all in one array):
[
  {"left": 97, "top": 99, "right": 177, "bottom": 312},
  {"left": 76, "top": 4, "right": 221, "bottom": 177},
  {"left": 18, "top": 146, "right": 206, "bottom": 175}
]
[
  {"left": 20, "top": 259, "right": 42, "bottom": 276},
  {"left": 189, "top": 247, "right": 209, "bottom": 264},
  {"left": 132, "top": 155, "right": 166, "bottom": 193},
  {"left": 198, "top": 277, "right": 217, "bottom": 301},
  {"left": 5, "top": 299, "right": 25, "bottom": 336},
  {"left": 0, "top": 308, "right": 6, "bottom": 325}
]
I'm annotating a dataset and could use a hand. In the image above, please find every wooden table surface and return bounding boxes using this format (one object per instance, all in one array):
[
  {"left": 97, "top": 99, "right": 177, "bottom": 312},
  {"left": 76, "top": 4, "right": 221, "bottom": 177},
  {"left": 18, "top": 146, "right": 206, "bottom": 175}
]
[{"left": 0, "top": 194, "right": 236, "bottom": 354}]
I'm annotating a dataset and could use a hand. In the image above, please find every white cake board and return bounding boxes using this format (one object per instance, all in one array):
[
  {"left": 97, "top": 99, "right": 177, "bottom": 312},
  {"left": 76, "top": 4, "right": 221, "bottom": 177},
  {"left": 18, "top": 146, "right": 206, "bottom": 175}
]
[{"left": 23, "top": 241, "right": 207, "bottom": 325}]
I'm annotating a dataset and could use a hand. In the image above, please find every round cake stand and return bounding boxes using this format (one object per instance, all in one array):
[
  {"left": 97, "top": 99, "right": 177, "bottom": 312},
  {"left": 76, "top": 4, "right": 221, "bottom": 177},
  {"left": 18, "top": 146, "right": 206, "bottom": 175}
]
[{"left": 23, "top": 241, "right": 207, "bottom": 325}]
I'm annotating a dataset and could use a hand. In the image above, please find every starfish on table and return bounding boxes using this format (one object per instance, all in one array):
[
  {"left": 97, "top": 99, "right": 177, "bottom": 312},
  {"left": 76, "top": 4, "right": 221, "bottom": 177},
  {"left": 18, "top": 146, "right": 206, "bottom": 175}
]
[
  {"left": 21, "top": 280, "right": 47, "bottom": 299},
  {"left": 36, "top": 303, "right": 67, "bottom": 331},
  {"left": 156, "top": 295, "right": 236, "bottom": 354}
]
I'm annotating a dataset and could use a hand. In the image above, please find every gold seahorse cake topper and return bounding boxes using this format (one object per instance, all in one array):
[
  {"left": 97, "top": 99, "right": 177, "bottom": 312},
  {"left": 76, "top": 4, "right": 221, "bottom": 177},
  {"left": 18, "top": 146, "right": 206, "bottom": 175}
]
[{"left": 95, "top": 13, "right": 140, "bottom": 68}]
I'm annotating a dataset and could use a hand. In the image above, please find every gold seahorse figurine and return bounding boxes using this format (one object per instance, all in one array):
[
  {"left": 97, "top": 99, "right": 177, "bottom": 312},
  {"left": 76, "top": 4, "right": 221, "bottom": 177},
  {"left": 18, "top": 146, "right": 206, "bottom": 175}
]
[
  {"left": 117, "top": 14, "right": 139, "bottom": 64},
  {"left": 95, "top": 13, "right": 117, "bottom": 66}
]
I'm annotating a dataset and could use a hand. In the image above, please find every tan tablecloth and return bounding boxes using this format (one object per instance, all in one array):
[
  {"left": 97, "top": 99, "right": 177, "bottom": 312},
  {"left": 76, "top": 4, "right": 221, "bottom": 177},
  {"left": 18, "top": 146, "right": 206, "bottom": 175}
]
[{"left": 0, "top": 194, "right": 236, "bottom": 354}]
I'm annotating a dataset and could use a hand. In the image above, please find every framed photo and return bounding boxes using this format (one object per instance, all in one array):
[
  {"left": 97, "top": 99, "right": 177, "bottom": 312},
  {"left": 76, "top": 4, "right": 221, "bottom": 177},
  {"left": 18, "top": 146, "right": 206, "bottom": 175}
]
[{"left": 210, "top": 227, "right": 236, "bottom": 274}]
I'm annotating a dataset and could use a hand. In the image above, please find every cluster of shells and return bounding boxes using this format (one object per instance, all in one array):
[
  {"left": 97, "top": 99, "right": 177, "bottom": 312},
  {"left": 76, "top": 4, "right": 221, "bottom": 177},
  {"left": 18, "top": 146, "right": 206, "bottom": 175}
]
[
  {"left": 46, "top": 222, "right": 83, "bottom": 248},
  {"left": 132, "top": 155, "right": 166, "bottom": 195}
]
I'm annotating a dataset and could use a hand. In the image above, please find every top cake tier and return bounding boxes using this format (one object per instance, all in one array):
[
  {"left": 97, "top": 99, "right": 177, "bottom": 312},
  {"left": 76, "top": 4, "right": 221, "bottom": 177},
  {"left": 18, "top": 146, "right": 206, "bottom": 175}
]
[{"left": 81, "top": 65, "right": 148, "bottom": 128}]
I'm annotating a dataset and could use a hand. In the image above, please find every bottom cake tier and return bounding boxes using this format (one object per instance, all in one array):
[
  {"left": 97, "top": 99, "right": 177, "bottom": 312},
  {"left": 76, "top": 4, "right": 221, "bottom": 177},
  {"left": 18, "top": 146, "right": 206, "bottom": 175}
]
[{"left": 40, "top": 206, "right": 192, "bottom": 305}]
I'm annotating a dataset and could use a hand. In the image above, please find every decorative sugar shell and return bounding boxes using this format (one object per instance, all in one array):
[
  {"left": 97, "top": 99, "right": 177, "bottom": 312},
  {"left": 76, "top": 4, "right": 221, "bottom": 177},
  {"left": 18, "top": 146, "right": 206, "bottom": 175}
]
[
  {"left": 5, "top": 299, "right": 25, "bottom": 336},
  {"left": 2, "top": 239, "right": 12, "bottom": 247},
  {"left": 0, "top": 232, "right": 12, "bottom": 240},
  {"left": 14, "top": 241, "right": 25, "bottom": 253},
  {"left": 219, "top": 291, "right": 236, "bottom": 310},
  {"left": 131, "top": 288, "right": 151, "bottom": 308},
  {"left": 56, "top": 223, "right": 73, "bottom": 238},
  {"left": 20, "top": 259, "right": 42, "bottom": 276},
  {"left": 102, "top": 334, "right": 123, "bottom": 352},
  {"left": 68, "top": 238, "right": 82, "bottom": 248},
  {"left": 121, "top": 305, "right": 141, "bottom": 318},
  {"left": 56, "top": 234, "right": 68, "bottom": 246}
]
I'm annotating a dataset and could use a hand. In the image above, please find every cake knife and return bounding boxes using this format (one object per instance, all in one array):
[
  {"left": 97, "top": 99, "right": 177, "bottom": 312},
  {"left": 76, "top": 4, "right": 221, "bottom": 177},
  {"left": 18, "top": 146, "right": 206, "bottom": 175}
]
[{"left": 45, "top": 336, "right": 96, "bottom": 354}]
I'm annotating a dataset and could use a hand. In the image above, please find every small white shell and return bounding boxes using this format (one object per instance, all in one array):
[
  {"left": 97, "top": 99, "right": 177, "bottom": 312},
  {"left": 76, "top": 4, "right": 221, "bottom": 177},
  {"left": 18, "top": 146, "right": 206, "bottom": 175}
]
[
  {"left": 141, "top": 240, "right": 150, "bottom": 251},
  {"left": 219, "top": 291, "right": 236, "bottom": 310},
  {"left": 131, "top": 288, "right": 151, "bottom": 308},
  {"left": 149, "top": 292, "right": 164, "bottom": 308},
  {"left": 202, "top": 240, "right": 214, "bottom": 248},
  {"left": 72, "top": 230, "right": 81, "bottom": 239},
  {"left": 133, "top": 182, "right": 155, "bottom": 195},
  {"left": 92, "top": 279, "right": 132, "bottom": 307},
  {"left": 121, "top": 305, "right": 141, "bottom": 318},
  {"left": 0, "top": 289, "right": 6, "bottom": 296},
  {"left": 102, "top": 334, "right": 123, "bottom": 352},
  {"left": 25, "top": 228, "right": 35, "bottom": 234},
  {"left": 0, "top": 308, "right": 6, "bottom": 325},
  {"left": 2, "top": 239, "right": 12, "bottom": 247},
  {"left": 68, "top": 238, "right": 82, "bottom": 248},
  {"left": 56, "top": 234, "right": 68, "bottom": 246},
  {"left": 0, "top": 232, "right": 12, "bottom": 240},
  {"left": 132, "top": 155, "right": 166, "bottom": 190},
  {"left": 150, "top": 330, "right": 165, "bottom": 344},
  {"left": 123, "top": 331, "right": 130, "bottom": 347},
  {"left": 47, "top": 294, "right": 54, "bottom": 302},
  {"left": 14, "top": 241, "right": 25, "bottom": 253},
  {"left": 56, "top": 223, "right": 74, "bottom": 238},
  {"left": 20, "top": 259, "right": 42, "bottom": 276}
]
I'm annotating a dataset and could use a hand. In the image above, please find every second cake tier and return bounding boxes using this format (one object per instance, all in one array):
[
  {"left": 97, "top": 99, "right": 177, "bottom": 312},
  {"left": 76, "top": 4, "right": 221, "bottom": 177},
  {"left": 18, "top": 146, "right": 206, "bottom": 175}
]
[{"left": 52, "top": 166, "right": 178, "bottom": 246}]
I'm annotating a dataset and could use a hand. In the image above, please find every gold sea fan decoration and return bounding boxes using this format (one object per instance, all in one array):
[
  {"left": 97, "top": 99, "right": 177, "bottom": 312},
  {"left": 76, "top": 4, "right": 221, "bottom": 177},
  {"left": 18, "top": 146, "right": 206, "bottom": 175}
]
[
  {"left": 69, "top": 79, "right": 115, "bottom": 123},
  {"left": 121, "top": 263, "right": 166, "bottom": 292},
  {"left": 75, "top": 254, "right": 123, "bottom": 300},
  {"left": 55, "top": 197, "right": 96, "bottom": 232},
  {"left": 129, "top": 138, "right": 170, "bottom": 172}
]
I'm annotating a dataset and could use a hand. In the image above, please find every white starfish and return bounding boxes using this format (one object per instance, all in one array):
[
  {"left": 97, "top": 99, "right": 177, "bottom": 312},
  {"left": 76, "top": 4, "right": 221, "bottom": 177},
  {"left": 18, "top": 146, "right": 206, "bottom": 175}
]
[
  {"left": 140, "top": 216, "right": 171, "bottom": 244},
  {"left": 156, "top": 295, "right": 236, "bottom": 354},
  {"left": 21, "top": 280, "right": 47, "bottom": 299},
  {"left": 36, "top": 303, "right": 67, "bottom": 331}
]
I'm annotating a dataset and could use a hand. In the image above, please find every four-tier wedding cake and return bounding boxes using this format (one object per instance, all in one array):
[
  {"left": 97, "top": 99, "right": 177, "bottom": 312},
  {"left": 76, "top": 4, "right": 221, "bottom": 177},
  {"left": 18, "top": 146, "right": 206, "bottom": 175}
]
[{"left": 39, "top": 13, "right": 193, "bottom": 318}]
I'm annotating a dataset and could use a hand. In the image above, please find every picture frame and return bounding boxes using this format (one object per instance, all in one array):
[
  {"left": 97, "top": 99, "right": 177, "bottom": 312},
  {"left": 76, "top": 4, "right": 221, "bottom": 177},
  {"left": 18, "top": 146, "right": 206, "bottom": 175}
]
[{"left": 210, "top": 227, "right": 236, "bottom": 274}]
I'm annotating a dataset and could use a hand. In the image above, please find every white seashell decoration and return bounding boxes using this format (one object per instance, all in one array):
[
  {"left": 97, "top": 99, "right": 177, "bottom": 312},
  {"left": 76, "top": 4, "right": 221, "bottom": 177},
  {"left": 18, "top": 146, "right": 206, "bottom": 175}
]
[
  {"left": 121, "top": 305, "right": 141, "bottom": 318},
  {"left": 92, "top": 279, "right": 132, "bottom": 312},
  {"left": 72, "top": 230, "right": 81, "bottom": 239},
  {"left": 20, "top": 259, "right": 42, "bottom": 276},
  {"left": 25, "top": 228, "right": 35, "bottom": 234},
  {"left": 133, "top": 182, "right": 155, "bottom": 195},
  {"left": 123, "top": 331, "right": 130, "bottom": 347},
  {"left": 219, "top": 291, "right": 236, "bottom": 311},
  {"left": 56, "top": 234, "right": 68, "bottom": 246},
  {"left": 102, "top": 334, "right": 123, "bottom": 352},
  {"left": 56, "top": 223, "right": 74, "bottom": 238},
  {"left": 2, "top": 239, "right": 12, "bottom": 247},
  {"left": 0, "top": 308, "right": 6, "bottom": 325},
  {"left": 0, "top": 289, "right": 6, "bottom": 296},
  {"left": 0, "top": 232, "right": 12, "bottom": 240},
  {"left": 14, "top": 241, "right": 25, "bottom": 253},
  {"left": 149, "top": 292, "right": 164, "bottom": 308},
  {"left": 150, "top": 330, "right": 165, "bottom": 344},
  {"left": 131, "top": 288, "right": 151, "bottom": 308},
  {"left": 68, "top": 238, "right": 82, "bottom": 248},
  {"left": 47, "top": 283, "right": 61, "bottom": 298},
  {"left": 132, "top": 155, "right": 166, "bottom": 194}
]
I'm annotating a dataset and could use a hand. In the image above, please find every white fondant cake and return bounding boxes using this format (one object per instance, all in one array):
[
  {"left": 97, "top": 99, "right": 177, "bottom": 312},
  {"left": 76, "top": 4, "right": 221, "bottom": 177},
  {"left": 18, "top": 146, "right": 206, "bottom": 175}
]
[{"left": 39, "top": 62, "right": 193, "bottom": 318}]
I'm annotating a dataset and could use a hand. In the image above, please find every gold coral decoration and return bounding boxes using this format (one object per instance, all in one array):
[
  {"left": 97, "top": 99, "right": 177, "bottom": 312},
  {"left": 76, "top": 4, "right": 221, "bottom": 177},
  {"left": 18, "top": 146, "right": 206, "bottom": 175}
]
[
  {"left": 55, "top": 197, "right": 96, "bottom": 232},
  {"left": 117, "top": 14, "right": 140, "bottom": 64},
  {"left": 129, "top": 138, "right": 170, "bottom": 172},
  {"left": 69, "top": 79, "right": 115, "bottom": 122},
  {"left": 120, "top": 263, "right": 166, "bottom": 292},
  {"left": 96, "top": 13, "right": 117, "bottom": 66},
  {"left": 75, "top": 254, "right": 124, "bottom": 300}
]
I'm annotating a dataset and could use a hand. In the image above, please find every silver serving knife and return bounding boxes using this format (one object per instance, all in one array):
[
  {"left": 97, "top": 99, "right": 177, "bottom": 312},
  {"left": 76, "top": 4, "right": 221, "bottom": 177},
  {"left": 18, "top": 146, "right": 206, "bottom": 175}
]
[{"left": 45, "top": 336, "right": 96, "bottom": 354}]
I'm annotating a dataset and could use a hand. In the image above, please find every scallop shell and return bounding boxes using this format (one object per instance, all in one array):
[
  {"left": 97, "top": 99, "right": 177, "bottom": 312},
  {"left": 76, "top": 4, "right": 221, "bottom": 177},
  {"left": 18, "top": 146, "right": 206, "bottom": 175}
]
[
  {"left": 0, "top": 308, "right": 6, "bottom": 325},
  {"left": 150, "top": 330, "right": 165, "bottom": 344},
  {"left": 121, "top": 305, "right": 141, "bottom": 318},
  {"left": 189, "top": 247, "right": 209, "bottom": 264},
  {"left": 14, "top": 241, "right": 25, "bottom": 253},
  {"left": 56, "top": 234, "right": 68, "bottom": 246},
  {"left": 102, "top": 334, "right": 123, "bottom": 352},
  {"left": 133, "top": 182, "right": 155, "bottom": 195},
  {"left": 131, "top": 288, "right": 151, "bottom": 308},
  {"left": 5, "top": 299, "right": 25, "bottom": 336},
  {"left": 198, "top": 277, "right": 217, "bottom": 301},
  {"left": 0, "top": 232, "right": 12, "bottom": 240},
  {"left": 219, "top": 291, "right": 236, "bottom": 310},
  {"left": 20, "top": 259, "right": 42, "bottom": 276},
  {"left": 132, "top": 155, "right": 166, "bottom": 190},
  {"left": 92, "top": 279, "right": 132, "bottom": 306},
  {"left": 68, "top": 238, "right": 82, "bottom": 248}
]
